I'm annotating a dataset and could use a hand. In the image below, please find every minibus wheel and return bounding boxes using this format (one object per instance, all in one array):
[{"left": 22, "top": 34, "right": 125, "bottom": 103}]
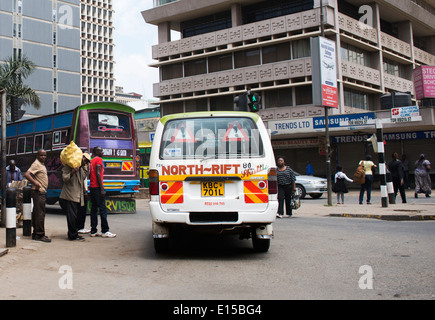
[
  {"left": 252, "top": 235, "right": 270, "bottom": 253},
  {"left": 154, "top": 237, "right": 170, "bottom": 253}
]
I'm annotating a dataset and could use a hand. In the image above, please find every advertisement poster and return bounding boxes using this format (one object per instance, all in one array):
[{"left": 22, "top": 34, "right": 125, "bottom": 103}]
[{"left": 311, "top": 37, "right": 338, "bottom": 108}]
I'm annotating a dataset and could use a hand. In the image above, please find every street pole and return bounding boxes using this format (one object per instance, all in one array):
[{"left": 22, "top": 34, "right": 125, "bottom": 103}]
[
  {"left": 1, "top": 89, "right": 7, "bottom": 227},
  {"left": 320, "top": 0, "right": 332, "bottom": 206}
]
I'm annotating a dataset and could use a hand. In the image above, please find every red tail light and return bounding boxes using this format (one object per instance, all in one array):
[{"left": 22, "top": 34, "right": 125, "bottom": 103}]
[
  {"left": 268, "top": 167, "right": 277, "bottom": 194},
  {"left": 149, "top": 169, "right": 159, "bottom": 196}
]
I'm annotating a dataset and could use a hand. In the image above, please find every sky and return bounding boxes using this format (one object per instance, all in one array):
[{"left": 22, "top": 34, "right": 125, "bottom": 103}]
[{"left": 113, "top": 1, "right": 159, "bottom": 101}]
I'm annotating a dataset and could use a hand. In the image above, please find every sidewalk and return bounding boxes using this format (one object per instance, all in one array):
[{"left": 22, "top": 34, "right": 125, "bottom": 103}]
[{"left": 294, "top": 190, "right": 435, "bottom": 221}]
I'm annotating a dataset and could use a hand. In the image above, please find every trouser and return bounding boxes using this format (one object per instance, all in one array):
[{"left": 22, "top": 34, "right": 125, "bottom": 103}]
[
  {"left": 359, "top": 174, "right": 373, "bottom": 203},
  {"left": 31, "top": 191, "right": 46, "bottom": 238},
  {"left": 278, "top": 184, "right": 293, "bottom": 216},
  {"left": 392, "top": 177, "right": 407, "bottom": 203},
  {"left": 60, "top": 199, "right": 80, "bottom": 239},
  {"left": 90, "top": 187, "right": 109, "bottom": 234},
  {"left": 77, "top": 195, "right": 88, "bottom": 230}
]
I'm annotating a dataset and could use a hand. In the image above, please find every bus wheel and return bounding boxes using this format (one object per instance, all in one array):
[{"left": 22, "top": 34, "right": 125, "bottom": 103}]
[
  {"left": 252, "top": 233, "right": 270, "bottom": 253},
  {"left": 154, "top": 237, "right": 170, "bottom": 253}
]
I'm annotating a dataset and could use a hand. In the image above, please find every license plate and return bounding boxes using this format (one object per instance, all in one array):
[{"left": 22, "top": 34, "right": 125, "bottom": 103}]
[
  {"left": 201, "top": 181, "right": 224, "bottom": 197},
  {"left": 106, "top": 162, "right": 121, "bottom": 168}
]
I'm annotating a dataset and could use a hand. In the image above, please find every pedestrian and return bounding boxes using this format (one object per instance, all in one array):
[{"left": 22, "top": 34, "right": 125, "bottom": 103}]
[
  {"left": 414, "top": 154, "right": 431, "bottom": 198},
  {"left": 333, "top": 166, "right": 353, "bottom": 204},
  {"left": 24, "top": 149, "right": 51, "bottom": 242},
  {"left": 358, "top": 155, "right": 377, "bottom": 205},
  {"left": 276, "top": 156, "right": 296, "bottom": 218},
  {"left": 78, "top": 152, "right": 91, "bottom": 234},
  {"left": 59, "top": 153, "right": 90, "bottom": 241},
  {"left": 306, "top": 161, "right": 314, "bottom": 176},
  {"left": 401, "top": 154, "right": 410, "bottom": 189},
  {"left": 89, "top": 146, "right": 116, "bottom": 237},
  {"left": 6, "top": 159, "right": 23, "bottom": 185},
  {"left": 389, "top": 152, "right": 406, "bottom": 203}
]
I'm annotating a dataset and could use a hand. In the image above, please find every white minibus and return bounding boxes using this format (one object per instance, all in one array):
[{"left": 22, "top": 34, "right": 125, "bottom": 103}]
[{"left": 149, "top": 111, "right": 277, "bottom": 252}]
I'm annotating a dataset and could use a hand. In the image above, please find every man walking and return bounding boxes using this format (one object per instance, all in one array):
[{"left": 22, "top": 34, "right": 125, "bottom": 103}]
[
  {"left": 89, "top": 146, "right": 116, "bottom": 238},
  {"left": 24, "top": 149, "right": 51, "bottom": 242},
  {"left": 60, "top": 153, "right": 90, "bottom": 241}
]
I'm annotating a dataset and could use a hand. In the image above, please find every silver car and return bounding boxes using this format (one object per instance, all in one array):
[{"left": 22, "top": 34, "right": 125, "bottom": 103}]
[{"left": 294, "top": 172, "right": 327, "bottom": 199}]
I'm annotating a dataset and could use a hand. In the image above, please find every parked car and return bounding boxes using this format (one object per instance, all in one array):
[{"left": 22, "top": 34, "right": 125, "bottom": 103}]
[{"left": 294, "top": 172, "right": 327, "bottom": 199}]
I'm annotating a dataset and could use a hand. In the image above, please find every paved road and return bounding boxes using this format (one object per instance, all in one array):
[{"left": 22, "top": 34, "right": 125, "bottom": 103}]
[{"left": 0, "top": 197, "right": 433, "bottom": 301}]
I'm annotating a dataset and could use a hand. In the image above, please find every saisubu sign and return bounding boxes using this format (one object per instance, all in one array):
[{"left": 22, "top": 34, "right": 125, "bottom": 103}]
[{"left": 311, "top": 37, "right": 338, "bottom": 108}]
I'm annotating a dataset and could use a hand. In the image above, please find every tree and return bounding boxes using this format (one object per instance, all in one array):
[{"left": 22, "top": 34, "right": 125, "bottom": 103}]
[{"left": 0, "top": 55, "right": 40, "bottom": 121}]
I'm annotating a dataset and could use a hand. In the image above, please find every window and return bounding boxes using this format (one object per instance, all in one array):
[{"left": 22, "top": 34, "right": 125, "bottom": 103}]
[
  {"left": 25, "top": 136, "right": 33, "bottom": 153},
  {"left": 161, "top": 63, "right": 183, "bottom": 81},
  {"left": 265, "top": 88, "right": 292, "bottom": 108},
  {"left": 8, "top": 139, "right": 17, "bottom": 155},
  {"left": 295, "top": 85, "right": 312, "bottom": 105},
  {"left": 383, "top": 58, "right": 406, "bottom": 78},
  {"left": 234, "top": 49, "right": 260, "bottom": 69},
  {"left": 292, "top": 39, "right": 310, "bottom": 59},
  {"left": 160, "top": 116, "right": 264, "bottom": 159},
  {"left": 344, "top": 88, "right": 373, "bottom": 110},
  {"left": 262, "top": 43, "right": 291, "bottom": 64},
  {"left": 208, "top": 54, "right": 232, "bottom": 73},
  {"left": 89, "top": 112, "right": 132, "bottom": 139},
  {"left": 34, "top": 135, "right": 43, "bottom": 152},
  {"left": 341, "top": 43, "right": 371, "bottom": 67},
  {"left": 184, "top": 59, "right": 206, "bottom": 77},
  {"left": 17, "top": 137, "right": 26, "bottom": 154}
]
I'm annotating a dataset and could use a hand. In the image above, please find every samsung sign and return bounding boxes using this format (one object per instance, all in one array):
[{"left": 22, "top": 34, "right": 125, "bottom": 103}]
[{"left": 270, "top": 113, "right": 375, "bottom": 135}]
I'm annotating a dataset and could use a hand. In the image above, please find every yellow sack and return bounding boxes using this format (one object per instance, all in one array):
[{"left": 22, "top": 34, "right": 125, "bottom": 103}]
[{"left": 60, "top": 141, "right": 83, "bottom": 168}]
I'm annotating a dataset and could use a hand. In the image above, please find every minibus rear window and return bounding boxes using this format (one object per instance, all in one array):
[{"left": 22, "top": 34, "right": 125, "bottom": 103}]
[{"left": 160, "top": 117, "right": 264, "bottom": 159}]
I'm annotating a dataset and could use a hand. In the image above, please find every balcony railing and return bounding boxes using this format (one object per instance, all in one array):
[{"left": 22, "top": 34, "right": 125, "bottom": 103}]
[{"left": 153, "top": 0, "right": 179, "bottom": 7}]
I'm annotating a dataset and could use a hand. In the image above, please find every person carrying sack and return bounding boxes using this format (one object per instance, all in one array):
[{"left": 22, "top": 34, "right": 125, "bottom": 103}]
[{"left": 358, "top": 155, "right": 377, "bottom": 205}]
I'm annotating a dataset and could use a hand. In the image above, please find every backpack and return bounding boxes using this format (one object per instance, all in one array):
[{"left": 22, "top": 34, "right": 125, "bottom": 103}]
[{"left": 353, "top": 162, "right": 366, "bottom": 185}]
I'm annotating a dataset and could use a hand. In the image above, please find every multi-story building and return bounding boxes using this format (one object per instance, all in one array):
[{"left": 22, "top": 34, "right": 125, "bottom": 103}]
[
  {"left": 0, "top": 0, "right": 81, "bottom": 116},
  {"left": 142, "top": 0, "right": 435, "bottom": 179},
  {"left": 80, "top": 0, "right": 115, "bottom": 104}
]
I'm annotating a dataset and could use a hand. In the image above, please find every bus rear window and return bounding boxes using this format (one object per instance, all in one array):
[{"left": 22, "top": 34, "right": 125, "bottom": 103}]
[
  {"left": 160, "top": 117, "right": 264, "bottom": 159},
  {"left": 89, "top": 112, "right": 131, "bottom": 139}
]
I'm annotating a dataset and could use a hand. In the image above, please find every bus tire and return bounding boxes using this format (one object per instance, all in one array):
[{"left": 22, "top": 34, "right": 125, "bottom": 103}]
[{"left": 154, "top": 237, "right": 170, "bottom": 253}]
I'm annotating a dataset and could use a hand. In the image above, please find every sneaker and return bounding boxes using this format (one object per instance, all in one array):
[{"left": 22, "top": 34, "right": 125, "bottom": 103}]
[
  {"left": 90, "top": 232, "right": 101, "bottom": 237},
  {"left": 102, "top": 231, "right": 116, "bottom": 238},
  {"left": 78, "top": 228, "right": 91, "bottom": 234},
  {"left": 367, "top": 202, "right": 372, "bottom": 205},
  {"left": 276, "top": 214, "right": 282, "bottom": 219}
]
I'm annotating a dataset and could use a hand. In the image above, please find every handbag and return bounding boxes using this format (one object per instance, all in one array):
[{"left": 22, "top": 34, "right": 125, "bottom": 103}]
[{"left": 291, "top": 189, "right": 301, "bottom": 210}]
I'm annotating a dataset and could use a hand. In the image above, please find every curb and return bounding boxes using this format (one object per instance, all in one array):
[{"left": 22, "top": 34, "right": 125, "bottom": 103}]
[{"left": 328, "top": 213, "right": 435, "bottom": 221}]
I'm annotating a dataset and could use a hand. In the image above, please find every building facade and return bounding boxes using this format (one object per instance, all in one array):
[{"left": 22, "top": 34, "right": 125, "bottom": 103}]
[
  {"left": 80, "top": 0, "right": 115, "bottom": 104},
  {"left": 0, "top": 0, "right": 115, "bottom": 118},
  {"left": 142, "top": 0, "right": 435, "bottom": 181},
  {"left": 0, "top": 0, "right": 81, "bottom": 116}
]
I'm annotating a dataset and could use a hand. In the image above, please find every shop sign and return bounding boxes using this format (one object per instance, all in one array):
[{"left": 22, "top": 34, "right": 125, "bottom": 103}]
[
  {"left": 390, "top": 106, "right": 420, "bottom": 123},
  {"left": 313, "top": 112, "right": 376, "bottom": 130}
]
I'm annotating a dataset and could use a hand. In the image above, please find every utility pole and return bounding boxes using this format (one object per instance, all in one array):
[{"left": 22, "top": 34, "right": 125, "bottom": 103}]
[
  {"left": 1, "top": 89, "right": 7, "bottom": 227},
  {"left": 320, "top": 0, "right": 332, "bottom": 206}
]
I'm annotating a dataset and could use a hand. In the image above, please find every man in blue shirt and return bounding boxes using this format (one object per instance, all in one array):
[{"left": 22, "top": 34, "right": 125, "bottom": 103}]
[{"left": 6, "top": 160, "right": 23, "bottom": 185}]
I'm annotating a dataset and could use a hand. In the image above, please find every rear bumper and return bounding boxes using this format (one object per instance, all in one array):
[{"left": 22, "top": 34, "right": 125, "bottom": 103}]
[{"left": 150, "top": 200, "right": 278, "bottom": 226}]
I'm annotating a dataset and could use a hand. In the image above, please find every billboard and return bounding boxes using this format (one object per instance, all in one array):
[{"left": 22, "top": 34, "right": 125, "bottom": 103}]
[
  {"left": 311, "top": 37, "right": 338, "bottom": 108},
  {"left": 413, "top": 66, "right": 435, "bottom": 100}
]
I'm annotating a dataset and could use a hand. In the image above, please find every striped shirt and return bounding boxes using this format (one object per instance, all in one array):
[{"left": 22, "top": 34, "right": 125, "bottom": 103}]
[{"left": 277, "top": 166, "right": 296, "bottom": 186}]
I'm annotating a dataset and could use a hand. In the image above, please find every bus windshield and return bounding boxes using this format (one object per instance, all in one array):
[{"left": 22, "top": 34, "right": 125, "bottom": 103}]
[{"left": 89, "top": 111, "right": 132, "bottom": 139}]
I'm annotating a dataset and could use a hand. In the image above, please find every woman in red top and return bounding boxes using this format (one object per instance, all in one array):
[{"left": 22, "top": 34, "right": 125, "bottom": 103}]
[{"left": 89, "top": 146, "right": 116, "bottom": 238}]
